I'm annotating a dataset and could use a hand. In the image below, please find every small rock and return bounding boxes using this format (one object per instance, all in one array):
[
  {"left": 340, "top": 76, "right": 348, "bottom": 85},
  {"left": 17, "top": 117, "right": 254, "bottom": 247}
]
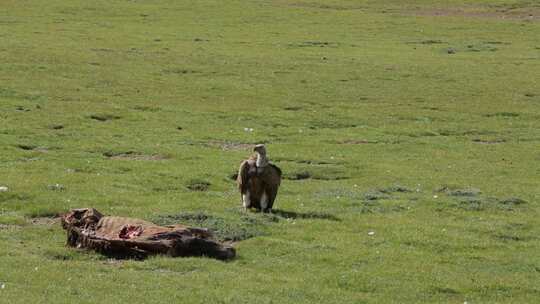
[
  {"left": 0, "top": 186, "right": 8, "bottom": 192},
  {"left": 499, "top": 197, "right": 527, "bottom": 205},
  {"left": 47, "top": 184, "right": 65, "bottom": 191},
  {"left": 368, "top": 231, "right": 375, "bottom": 236},
  {"left": 447, "top": 48, "right": 456, "bottom": 54},
  {"left": 449, "top": 188, "right": 481, "bottom": 197}
]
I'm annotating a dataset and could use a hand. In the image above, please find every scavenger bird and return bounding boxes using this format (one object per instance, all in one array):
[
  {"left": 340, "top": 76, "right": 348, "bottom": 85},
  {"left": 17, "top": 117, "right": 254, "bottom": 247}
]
[{"left": 237, "top": 144, "right": 282, "bottom": 212}]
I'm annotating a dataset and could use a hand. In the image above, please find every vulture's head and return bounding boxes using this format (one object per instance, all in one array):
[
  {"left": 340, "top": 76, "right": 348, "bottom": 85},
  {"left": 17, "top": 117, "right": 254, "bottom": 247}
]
[{"left": 253, "top": 144, "right": 266, "bottom": 155}]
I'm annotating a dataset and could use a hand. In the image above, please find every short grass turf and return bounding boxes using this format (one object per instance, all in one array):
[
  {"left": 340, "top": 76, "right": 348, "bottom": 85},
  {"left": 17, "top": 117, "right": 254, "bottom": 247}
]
[{"left": 1, "top": 0, "right": 540, "bottom": 303}]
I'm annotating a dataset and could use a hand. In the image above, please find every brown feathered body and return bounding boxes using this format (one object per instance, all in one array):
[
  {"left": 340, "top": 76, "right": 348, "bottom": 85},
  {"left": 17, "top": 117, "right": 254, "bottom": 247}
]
[{"left": 237, "top": 154, "right": 282, "bottom": 212}]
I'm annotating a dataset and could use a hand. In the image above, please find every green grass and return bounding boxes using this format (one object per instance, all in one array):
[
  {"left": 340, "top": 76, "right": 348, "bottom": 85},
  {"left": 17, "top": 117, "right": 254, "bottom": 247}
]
[{"left": 1, "top": 0, "right": 539, "bottom": 302}]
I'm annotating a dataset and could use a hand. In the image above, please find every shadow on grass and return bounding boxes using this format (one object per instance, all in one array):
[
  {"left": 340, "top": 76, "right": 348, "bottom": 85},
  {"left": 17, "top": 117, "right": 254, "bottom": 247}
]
[{"left": 271, "top": 209, "right": 340, "bottom": 221}]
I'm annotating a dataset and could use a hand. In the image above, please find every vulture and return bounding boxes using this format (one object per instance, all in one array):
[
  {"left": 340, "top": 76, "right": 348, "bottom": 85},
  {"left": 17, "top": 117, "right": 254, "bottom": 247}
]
[{"left": 237, "top": 144, "right": 282, "bottom": 212}]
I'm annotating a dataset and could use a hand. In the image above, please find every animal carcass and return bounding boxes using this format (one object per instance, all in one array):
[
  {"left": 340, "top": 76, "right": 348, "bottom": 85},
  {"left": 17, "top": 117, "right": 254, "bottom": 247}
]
[{"left": 61, "top": 208, "right": 235, "bottom": 260}]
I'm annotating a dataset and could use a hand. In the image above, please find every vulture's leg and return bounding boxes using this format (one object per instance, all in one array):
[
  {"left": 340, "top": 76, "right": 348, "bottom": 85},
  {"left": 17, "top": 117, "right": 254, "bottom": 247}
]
[
  {"left": 242, "top": 191, "right": 251, "bottom": 210},
  {"left": 267, "top": 192, "right": 277, "bottom": 211},
  {"left": 260, "top": 191, "right": 270, "bottom": 213}
]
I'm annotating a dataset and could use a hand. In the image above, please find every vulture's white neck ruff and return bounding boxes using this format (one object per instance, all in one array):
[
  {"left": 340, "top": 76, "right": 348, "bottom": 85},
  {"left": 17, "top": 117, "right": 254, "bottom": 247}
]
[{"left": 255, "top": 152, "right": 269, "bottom": 168}]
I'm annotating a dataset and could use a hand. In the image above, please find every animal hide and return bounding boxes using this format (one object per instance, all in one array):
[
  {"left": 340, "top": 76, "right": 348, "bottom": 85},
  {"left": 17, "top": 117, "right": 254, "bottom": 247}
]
[{"left": 61, "top": 208, "right": 235, "bottom": 260}]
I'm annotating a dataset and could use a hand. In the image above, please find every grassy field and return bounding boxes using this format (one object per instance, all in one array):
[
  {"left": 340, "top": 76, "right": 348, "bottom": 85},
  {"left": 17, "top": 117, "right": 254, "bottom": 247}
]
[{"left": 1, "top": 0, "right": 539, "bottom": 302}]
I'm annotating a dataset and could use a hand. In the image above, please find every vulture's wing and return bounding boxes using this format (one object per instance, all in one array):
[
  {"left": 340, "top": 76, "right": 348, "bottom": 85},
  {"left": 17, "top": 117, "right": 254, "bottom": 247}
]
[
  {"left": 237, "top": 160, "right": 251, "bottom": 193},
  {"left": 264, "top": 164, "right": 282, "bottom": 209},
  {"left": 269, "top": 163, "right": 282, "bottom": 184}
]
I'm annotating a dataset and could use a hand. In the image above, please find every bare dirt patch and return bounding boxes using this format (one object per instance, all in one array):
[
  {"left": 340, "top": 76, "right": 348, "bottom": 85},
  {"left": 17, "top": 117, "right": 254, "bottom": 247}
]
[
  {"left": 409, "top": 7, "right": 539, "bottom": 21},
  {"left": 284, "top": 168, "right": 349, "bottom": 181},
  {"left": 89, "top": 113, "right": 121, "bottom": 122},
  {"left": 439, "top": 129, "right": 498, "bottom": 137},
  {"left": 338, "top": 139, "right": 402, "bottom": 145},
  {"left": 186, "top": 179, "right": 211, "bottom": 191},
  {"left": 205, "top": 140, "right": 254, "bottom": 151},
  {"left": 339, "top": 139, "right": 379, "bottom": 145},
  {"left": 435, "top": 186, "right": 528, "bottom": 212},
  {"left": 103, "top": 151, "right": 169, "bottom": 161},
  {"left": 283, "top": 106, "right": 303, "bottom": 111},
  {"left": 179, "top": 140, "right": 262, "bottom": 152},
  {"left": 16, "top": 144, "right": 48, "bottom": 152},
  {"left": 272, "top": 209, "right": 340, "bottom": 221},
  {"left": 485, "top": 112, "right": 520, "bottom": 118},
  {"left": 161, "top": 68, "right": 199, "bottom": 75},
  {"left": 28, "top": 217, "right": 59, "bottom": 226},
  {"left": 285, "top": 171, "right": 311, "bottom": 180},
  {"left": 273, "top": 157, "right": 339, "bottom": 165},
  {"left": 50, "top": 124, "right": 64, "bottom": 130},
  {"left": 289, "top": 41, "right": 339, "bottom": 48},
  {"left": 287, "top": 2, "right": 365, "bottom": 11},
  {"left": 472, "top": 138, "right": 506, "bottom": 144},
  {"left": 133, "top": 105, "right": 161, "bottom": 112},
  {"left": 219, "top": 142, "right": 254, "bottom": 151},
  {"left": 406, "top": 40, "right": 446, "bottom": 45},
  {"left": 152, "top": 211, "right": 270, "bottom": 242},
  {"left": 16, "top": 144, "right": 36, "bottom": 150},
  {"left": 0, "top": 224, "right": 21, "bottom": 230}
]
